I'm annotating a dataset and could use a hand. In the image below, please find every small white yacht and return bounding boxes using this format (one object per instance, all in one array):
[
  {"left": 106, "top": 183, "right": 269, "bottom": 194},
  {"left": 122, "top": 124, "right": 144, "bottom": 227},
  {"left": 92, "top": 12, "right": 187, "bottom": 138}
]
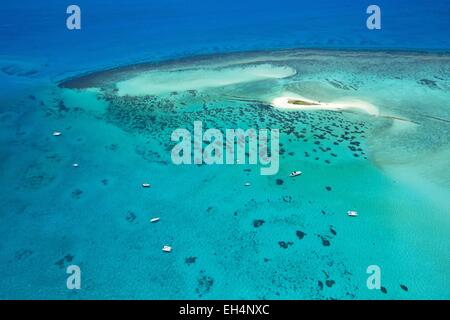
[
  {"left": 289, "top": 171, "right": 302, "bottom": 177},
  {"left": 162, "top": 245, "right": 172, "bottom": 252},
  {"left": 142, "top": 183, "right": 151, "bottom": 188},
  {"left": 150, "top": 217, "right": 160, "bottom": 223},
  {"left": 72, "top": 163, "right": 79, "bottom": 168},
  {"left": 244, "top": 182, "right": 251, "bottom": 187},
  {"left": 347, "top": 210, "right": 358, "bottom": 217},
  {"left": 52, "top": 131, "right": 62, "bottom": 136}
]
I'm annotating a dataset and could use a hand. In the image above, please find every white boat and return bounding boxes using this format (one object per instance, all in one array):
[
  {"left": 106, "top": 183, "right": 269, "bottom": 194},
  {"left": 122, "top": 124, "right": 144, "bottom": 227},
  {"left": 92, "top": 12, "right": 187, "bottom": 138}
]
[
  {"left": 142, "top": 183, "right": 151, "bottom": 188},
  {"left": 150, "top": 217, "right": 160, "bottom": 223},
  {"left": 347, "top": 210, "right": 358, "bottom": 217},
  {"left": 162, "top": 245, "right": 172, "bottom": 252},
  {"left": 52, "top": 131, "right": 62, "bottom": 136},
  {"left": 244, "top": 182, "right": 251, "bottom": 187},
  {"left": 289, "top": 171, "right": 302, "bottom": 177},
  {"left": 73, "top": 163, "right": 79, "bottom": 168}
]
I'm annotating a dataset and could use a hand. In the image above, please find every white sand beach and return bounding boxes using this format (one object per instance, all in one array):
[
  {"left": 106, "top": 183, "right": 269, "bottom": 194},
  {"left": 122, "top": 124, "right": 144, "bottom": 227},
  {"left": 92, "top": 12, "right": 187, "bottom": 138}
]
[{"left": 271, "top": 94, "right": 379, "bottom": 116}]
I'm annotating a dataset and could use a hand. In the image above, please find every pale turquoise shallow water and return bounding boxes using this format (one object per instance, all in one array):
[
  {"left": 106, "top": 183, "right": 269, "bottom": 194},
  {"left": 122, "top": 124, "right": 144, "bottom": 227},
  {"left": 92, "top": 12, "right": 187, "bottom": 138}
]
[{"left": 0, "top": 49, "right": 449, "bottom": 299}]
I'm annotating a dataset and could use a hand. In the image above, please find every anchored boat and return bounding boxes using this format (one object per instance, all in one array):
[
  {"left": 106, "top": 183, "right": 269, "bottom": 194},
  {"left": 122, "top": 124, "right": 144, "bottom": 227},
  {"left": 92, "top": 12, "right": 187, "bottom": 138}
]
[
  {"left": 347, "top": 210, "right": 358, "bottom": 217},
  {"left": 289, "top": 171, "right": 302, "bottom": 177}
]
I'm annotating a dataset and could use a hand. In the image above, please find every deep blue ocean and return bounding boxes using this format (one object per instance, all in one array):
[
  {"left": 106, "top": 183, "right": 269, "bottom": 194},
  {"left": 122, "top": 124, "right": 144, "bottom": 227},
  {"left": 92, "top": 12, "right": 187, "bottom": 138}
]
[
  {"left": 2, "top": 0, "right": 450, "bottom": 76},
  {"left": 1, "top": 1, "right": 449, "bottom": 299}
]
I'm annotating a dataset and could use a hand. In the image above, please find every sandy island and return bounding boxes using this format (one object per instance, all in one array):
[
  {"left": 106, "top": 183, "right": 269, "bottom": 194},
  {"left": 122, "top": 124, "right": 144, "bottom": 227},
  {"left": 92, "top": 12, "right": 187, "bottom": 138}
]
[{"left": 271, "top": 95, "right": 379, "bottom": 116}]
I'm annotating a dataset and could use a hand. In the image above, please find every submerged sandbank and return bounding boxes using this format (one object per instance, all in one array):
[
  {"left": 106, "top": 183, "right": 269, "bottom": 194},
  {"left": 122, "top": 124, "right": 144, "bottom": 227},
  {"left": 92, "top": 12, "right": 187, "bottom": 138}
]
[{"left": 115, "top": 64, "right": 296, "bottom": 96}]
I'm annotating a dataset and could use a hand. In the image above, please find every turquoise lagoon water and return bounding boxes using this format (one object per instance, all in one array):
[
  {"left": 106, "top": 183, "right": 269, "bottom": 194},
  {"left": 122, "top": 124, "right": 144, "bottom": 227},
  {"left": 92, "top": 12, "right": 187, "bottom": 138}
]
[{"left": 0, "top": 49, "right": 449, "bottom": 299}]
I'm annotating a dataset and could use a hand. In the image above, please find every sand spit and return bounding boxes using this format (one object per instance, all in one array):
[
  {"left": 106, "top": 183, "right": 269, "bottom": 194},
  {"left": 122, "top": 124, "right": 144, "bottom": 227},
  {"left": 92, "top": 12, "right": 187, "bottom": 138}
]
[{"left": 271, "top": 95, "right": 380, "bottom": 116}]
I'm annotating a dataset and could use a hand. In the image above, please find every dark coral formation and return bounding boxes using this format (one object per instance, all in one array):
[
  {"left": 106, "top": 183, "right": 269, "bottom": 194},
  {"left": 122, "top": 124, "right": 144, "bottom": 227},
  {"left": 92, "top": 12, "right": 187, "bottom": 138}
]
[
  {"left": 318, "top": 235, "right": 331, "bottom": 247},
  {"left": 185, "top": 256, "right": 197, "bottom": 265},
  {"left": 325, "top": 280, "right": 336, "bottom": 288},
  {"left": 196, "top": 271, "right": 214, "bottom": 297},
  {"left": 329, "top": 225, "right": 337, "bottom": 236},
  {"left": 71, "top": 189, "right": 83, "bottom": 199},
  {"left": 55, "top": 254, "right": 74, "bottom": 269},
  {"left": 125, "top": 211, "right": 137, "bottom": 223},
  {"left": 278, "top": 241, "right": 294, "bottom": 249},
  {"left": 253, "top": 219, "right": 265, "bottom": 228},
  {"left": 15, "top": 249, "right": 33, "bottom": 261},
  {"left": 296, "top": 230, "right": 306, "bottom": 240}
]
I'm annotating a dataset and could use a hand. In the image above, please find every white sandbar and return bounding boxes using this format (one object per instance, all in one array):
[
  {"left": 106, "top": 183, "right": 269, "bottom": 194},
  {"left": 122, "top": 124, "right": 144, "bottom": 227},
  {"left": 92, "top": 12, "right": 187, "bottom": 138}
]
[{"left": 271, "top": 95, "right": 379, "bottom": 116}]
